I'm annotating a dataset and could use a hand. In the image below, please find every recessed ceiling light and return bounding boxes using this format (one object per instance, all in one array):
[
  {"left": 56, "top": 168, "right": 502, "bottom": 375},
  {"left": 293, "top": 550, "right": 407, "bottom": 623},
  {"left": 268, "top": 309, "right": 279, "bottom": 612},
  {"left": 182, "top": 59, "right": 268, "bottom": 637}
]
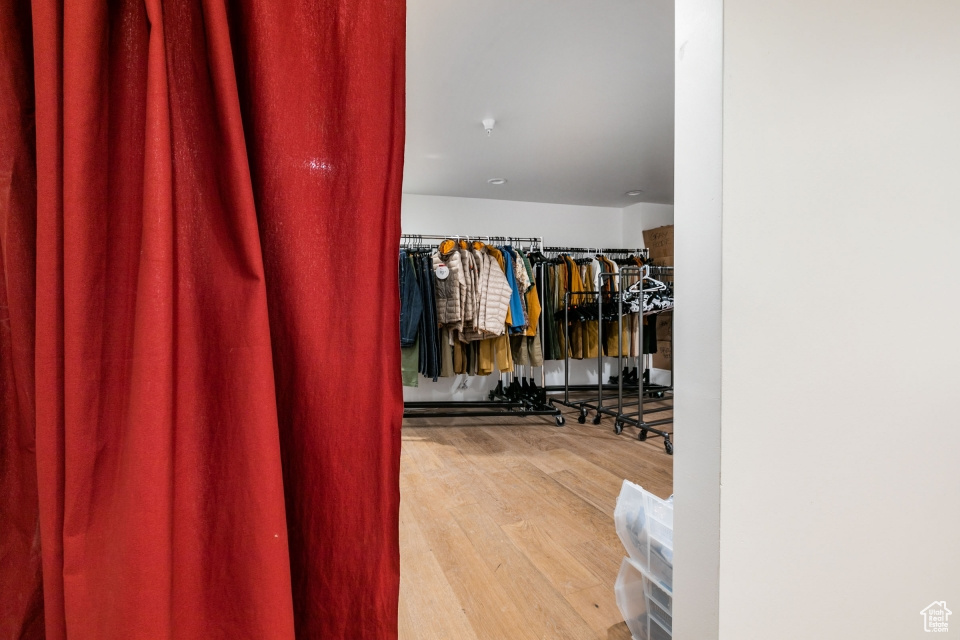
[
  {"left": 626, "top": 190, "right": 645, "bottom": 196},
  {"left": 488, "top": 178, "right": 507, "bottom": 185}
]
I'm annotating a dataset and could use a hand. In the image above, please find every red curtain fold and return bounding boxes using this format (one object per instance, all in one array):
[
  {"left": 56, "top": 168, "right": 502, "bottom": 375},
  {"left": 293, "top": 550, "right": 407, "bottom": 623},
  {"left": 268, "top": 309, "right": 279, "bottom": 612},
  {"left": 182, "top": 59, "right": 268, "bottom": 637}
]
[
  {"left": 0, "top": 0, "right": 405, "bottom": 637},
  {"left": 0, "top": 1, "right": 43, "bottom": 637}
]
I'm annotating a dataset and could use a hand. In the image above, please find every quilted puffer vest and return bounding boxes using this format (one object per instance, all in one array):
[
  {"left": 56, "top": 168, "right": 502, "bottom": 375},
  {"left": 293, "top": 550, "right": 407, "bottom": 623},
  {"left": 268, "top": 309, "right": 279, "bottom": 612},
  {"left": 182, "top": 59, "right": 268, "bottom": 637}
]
[{"left": 431, "top": 249, "right": 464, "bottom": 328}]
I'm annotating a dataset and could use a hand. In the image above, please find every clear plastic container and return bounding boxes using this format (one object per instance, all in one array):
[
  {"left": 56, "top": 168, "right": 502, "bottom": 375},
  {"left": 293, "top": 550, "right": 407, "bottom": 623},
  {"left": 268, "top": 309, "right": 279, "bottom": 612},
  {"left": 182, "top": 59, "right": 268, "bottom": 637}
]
[
  {"left": 644, "top": 577, "right": 673, "bottom": 631},
  {"left": 614, "top": 480, "right": 674, "bottom": 592},
  {"left": 615, "top": 557, "right": 672, "bottom": 640}
]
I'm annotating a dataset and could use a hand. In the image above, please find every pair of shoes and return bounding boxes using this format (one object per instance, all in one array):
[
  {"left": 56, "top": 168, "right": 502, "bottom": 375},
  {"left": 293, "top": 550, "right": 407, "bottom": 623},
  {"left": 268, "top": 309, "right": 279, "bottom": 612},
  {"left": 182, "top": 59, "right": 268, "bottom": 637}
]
[
  {"left": 489, "top": 380, "right": 505, "bottom": 401},
  {"left": 528, "top": 378, "right": 547, "bottom": 406},
  {"left": 507, "top": 379, "right": 524, "bottom": 401}
]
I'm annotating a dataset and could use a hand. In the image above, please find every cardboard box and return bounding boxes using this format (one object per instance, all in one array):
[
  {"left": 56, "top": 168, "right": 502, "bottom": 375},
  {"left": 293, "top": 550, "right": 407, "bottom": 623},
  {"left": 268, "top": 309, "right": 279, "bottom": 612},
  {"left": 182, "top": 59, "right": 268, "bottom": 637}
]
[
  {"left": 655, "top": 312, "right": 672, "bottom": 341},
  {"left": 652, "top": 255, "right": 673, "bottom": 268},
  {"left": 642, "top": 225, "right": 674, "bottom": 259},
  {"left": 652, "top": 340, "right": 672, "bottom": 370}
]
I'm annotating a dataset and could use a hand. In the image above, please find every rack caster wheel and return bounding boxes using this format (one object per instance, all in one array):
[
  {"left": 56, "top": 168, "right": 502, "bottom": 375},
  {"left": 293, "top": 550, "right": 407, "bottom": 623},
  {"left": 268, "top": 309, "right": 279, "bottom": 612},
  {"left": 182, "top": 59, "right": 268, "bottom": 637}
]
[
  {"left": 577, "top": 413, "right": 586, "bottom": 424},
  {"left": 592, "top": 414, "right": 602, "bottom": 425},
  {"left": 664, "top": 439, "right": 674, "bottom": 455},
  {"left": 638, "top": 429, "right": 648, "bottom": 441},
  {"left": 555, "top": 415, "right": 566, "bottom": 427},
  {"left": 614, "top": 421, "right": 623, "bottom": 435}
]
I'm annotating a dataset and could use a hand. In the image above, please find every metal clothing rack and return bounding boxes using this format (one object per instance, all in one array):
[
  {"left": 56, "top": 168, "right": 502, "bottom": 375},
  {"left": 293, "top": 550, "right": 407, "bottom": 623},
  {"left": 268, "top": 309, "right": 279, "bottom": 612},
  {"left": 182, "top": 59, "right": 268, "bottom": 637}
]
[
  {"left": 400, "top": 234, "right": 565, "bottom": 426},
  {"left": 540, "top": 248, "right": 648, "bottom": 393},
  {"left": 551, "top": 289, "right": 605, "bottom": 415},
  {"left": 404, "top": 234, "right": 544, "bottom": 249},
  {"left": 544, "top": 247, "right": 646, "bottom": 255},
  {"left": 551, "top": 263, "right": 675, "bottom": 454},
  {"left": 549, "top": 289, "right": 653, "bottom": 420},
  {"left": 604, "top": 266, "right": 674, "bottom": 453}
]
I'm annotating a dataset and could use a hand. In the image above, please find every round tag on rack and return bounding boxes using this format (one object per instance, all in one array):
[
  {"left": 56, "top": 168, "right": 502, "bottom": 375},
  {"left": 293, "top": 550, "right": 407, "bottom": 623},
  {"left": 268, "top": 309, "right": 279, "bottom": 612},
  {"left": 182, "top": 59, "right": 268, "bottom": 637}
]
[{"left": 436, "top": 264, "right": 450, "bottom": 280}]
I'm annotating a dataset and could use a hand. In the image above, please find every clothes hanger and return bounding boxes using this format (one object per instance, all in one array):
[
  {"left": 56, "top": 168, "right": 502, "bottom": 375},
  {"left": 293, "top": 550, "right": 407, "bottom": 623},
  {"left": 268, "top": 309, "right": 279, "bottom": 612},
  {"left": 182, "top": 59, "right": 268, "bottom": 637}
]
[{"left": 643, "top": 276, "right": 667, "bottom": 292}]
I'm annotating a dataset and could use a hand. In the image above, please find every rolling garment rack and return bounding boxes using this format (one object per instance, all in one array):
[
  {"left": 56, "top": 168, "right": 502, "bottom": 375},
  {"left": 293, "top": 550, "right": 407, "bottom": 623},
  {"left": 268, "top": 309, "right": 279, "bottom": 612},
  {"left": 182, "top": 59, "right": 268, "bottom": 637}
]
[
  {"left": 541, "top": 247, "right": 648, "bottom": 394},
  {"left": 607, "top": 265, "right": 674, "bottom": 453},
  {"left": 551, "top": 259, "right": 674, "bottom": 454},
  {"left": 400, "top": 234, "right": 565, "bottom": 426}
]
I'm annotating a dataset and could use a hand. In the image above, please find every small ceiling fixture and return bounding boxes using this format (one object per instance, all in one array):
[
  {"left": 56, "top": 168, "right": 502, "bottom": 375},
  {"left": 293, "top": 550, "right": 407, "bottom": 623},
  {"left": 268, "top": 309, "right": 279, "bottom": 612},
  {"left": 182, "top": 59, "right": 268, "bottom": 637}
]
[
  {"left": 487, "top": 178, "right": 507, "bottom": 185},
  {"left": 482, "top": 118, "right": 496, "bottom": 137},
  {"left": 626, "top": 190, "right": 645, "bottom": 197}
]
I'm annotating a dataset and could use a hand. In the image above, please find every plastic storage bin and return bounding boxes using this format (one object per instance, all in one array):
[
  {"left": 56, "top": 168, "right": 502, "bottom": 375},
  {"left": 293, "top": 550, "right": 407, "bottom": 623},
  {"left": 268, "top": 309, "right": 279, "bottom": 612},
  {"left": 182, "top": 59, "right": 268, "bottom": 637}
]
[
  {"left": 614, "top": 480, "right": 674, "bottom": 592},
  {"left": 615, "top": 557, "right": 672, "bottom": 640},
  {"left": 644, "top": 576, "right": 673, "bottom": 632}
]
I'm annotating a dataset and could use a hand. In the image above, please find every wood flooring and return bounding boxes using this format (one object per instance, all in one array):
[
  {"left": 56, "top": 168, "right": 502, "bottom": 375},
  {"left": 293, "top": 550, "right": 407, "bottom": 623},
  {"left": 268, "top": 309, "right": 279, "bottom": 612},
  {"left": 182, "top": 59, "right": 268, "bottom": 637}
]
[{"left": 398, "top": 403, "right": 674, "bottom": 640}]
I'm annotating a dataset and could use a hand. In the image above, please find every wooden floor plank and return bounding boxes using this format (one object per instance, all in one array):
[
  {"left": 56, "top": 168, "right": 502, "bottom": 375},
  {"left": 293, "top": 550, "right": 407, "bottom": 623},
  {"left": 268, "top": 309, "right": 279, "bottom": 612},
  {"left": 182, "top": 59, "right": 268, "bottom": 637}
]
[
  {"left": 398, "top": 497, "right": 480, "bottom": 640},
  {"left": 431, "top": 432, "right": 529, "bottom": 526},
  {"left": 565, "top": 583, "right": 627, "bottom": 637},
  {"left": 551, "top": 429, "right": 673, "bottom": 499},
  {"left": 576, "top": 538, "right": 630, "bottom": 587},
  {"left": 399, "top": 416, "right": 674, "bottom": 640},
  {"left": 504, "top": 460, "right": 621, "bottom": 547},
  {"left": 485, "top": 427, "right": 576, "bottom": 474},
  {"left": 449, "top": 502, "right": 598, "bottom": 640},
  {"left": 500, "top": 518, "right": 601, "bottom": 595},
  {"left": 549, "top": 468, "right": 621, "bottom": 516},
  {"left": 404, "top": 474, "right": 540, "bottom": 640},
  {"left": 402, "top": 433, "right": 449, "bottom": 474}
]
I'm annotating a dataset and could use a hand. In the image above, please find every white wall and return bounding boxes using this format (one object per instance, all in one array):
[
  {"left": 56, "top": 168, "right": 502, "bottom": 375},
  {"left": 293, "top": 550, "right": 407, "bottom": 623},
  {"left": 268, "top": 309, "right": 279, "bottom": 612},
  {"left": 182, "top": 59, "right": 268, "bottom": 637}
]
[
  {"left": 401, "top": 193, "right": 628, "bottom": 400},
  {"left": 673, "top": 0, "right": 723, "bottom": 637},
  {"left": 402, "top": 194, "right": 623, "bottom": 247},
  {"left": 683, "top": 2, "right": 960, "bottom": 639},
  {"left": 622, "top": 202, "right": 675, "bottom": 248}
]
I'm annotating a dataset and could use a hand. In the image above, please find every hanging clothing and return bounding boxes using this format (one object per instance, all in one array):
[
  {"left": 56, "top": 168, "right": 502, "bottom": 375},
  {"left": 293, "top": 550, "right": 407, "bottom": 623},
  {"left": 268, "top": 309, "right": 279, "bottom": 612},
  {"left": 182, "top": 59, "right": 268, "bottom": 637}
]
[
  {"left": 402, "top": 240, "right": 543, "bottom": 380},
  {"left": 453, "top": 340, "right": 467, "bottom": 375},
  {"left": 498, "top": 247, "right": 527, "bottom": 332},
  {"left": 644, "top": 315, "right": 659, "bottom": 354},
  {"left": 477, "top": 337, "right": 496, "bottom": 376},
  {"left": 401, "top": 252, "right": 423, "bottom": 387},
  {"left": 418, "top": 254, "right": 442, "bottom": 381},
  {"left": 399, "top": 243, "right": 651, "bottom": 379},
  {"left": 510, "top": 247, "right": 532, "bottom": 333},
  {"left": 432, "top": 247, "right": 465, "bottom": 330},
  {"left": 555, "top": 260, "right": 569, "bottom": 358},
  {"left": 401, "top": 336, "right": 420, "bottom": 387},
  {"left": 439, "top": 328, "right": 455, "bottom": 377},
  {"left": 591, "top": 256, "right": 604, "bottom": 291},
  {"left": 400, "top": 251, "right": 423, "bottom": 348},
  {"left": 458, "top": 244, "right": 479, "bottom": 336},
  {"left": 511, "top": 333, "right": 544, "bottom": 367},
  {"left": 520, "top": 254, "right": 541, "bottom": 337},
  {"left": 483, "top": 246, "right": 515, "bottom": 371},
  {"left": 476, "top": 246, "right": 512, "bottom": 335},
  {"left": 562, "top": 256, "right": 585, "bottom": 359}
]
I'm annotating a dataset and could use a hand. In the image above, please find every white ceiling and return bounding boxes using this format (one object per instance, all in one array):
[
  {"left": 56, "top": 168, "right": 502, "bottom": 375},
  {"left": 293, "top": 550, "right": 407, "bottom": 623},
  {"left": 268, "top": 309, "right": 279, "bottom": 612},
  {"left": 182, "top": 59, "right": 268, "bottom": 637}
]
[{"left": 404, "top": 0, "right": 675, "bottom": 208}]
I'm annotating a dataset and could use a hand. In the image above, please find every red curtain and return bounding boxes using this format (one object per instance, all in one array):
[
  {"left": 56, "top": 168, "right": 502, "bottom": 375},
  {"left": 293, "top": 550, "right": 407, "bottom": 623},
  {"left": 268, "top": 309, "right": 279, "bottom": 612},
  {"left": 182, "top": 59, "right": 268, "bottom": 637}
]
[{"left": 0, "top": 0, "right": 405, "bottom": 637}]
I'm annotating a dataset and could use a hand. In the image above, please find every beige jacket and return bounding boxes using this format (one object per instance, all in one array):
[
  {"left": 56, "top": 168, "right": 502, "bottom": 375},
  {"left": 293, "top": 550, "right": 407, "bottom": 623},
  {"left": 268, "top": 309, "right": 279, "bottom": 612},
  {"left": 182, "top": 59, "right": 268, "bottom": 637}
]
[
  {"left": 461, "top": 248, "right": 488, "bottom": 341},
  {"left": 458, "top": 247, "right": 479, "bottom": 331},
  {"left": 432, "top": 249, "right": 465, "bottom": 328},
  {"left": 477, "top": 250, "right": 512, "bottom": 335}
]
